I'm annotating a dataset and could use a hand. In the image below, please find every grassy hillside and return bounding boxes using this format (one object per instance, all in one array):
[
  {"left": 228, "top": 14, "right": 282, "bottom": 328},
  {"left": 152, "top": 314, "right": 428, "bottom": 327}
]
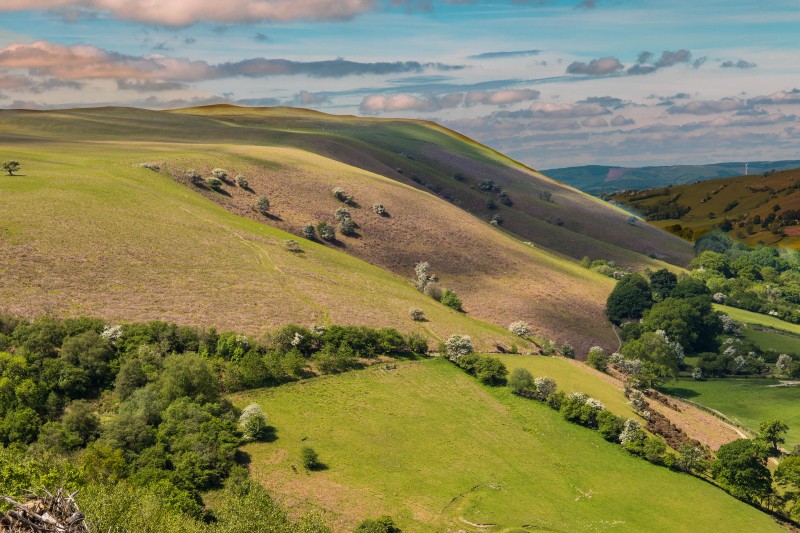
[
  {"left": 233, "top": 358, "right": 781, "bottom": 532},
  {"left": 0, "top": 106, "right": 685, "bottom": 351},
  {"left": 546, "top": 160, "right": 800, "bottom": 196},
  {"left": 661, "top": 378, "right": 800, "bottom": 448},
  {"left": 0, "top": 140, "right": 528, "bottom": 350},
  {"left": 716, "top": 305, "right": 800, "bottom": 336},
  {"left": 611, "top": 168, "right": 800, "bottom": 248}
]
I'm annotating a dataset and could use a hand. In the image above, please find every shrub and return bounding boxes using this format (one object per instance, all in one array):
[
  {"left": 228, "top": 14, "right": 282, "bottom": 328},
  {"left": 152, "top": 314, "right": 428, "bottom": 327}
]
[
  {"left": 597, "top": 410, "right": 625, "bottom": 442},
  {"left": 332, "top": 187, "right": 355, "bottom": 205},
  {"left": 283, "top": 239, "right": 302, "bottom": 253},
  {"left": 235, "top": 175, "right": 248, "bottom": 188},
  {"left": 498, "top": 192, "right": 512, "bottom": 206},
  {"left": 372, "top": 203, "right": 387, "bottom": 216},
  {"left": 534, "top": 376, "right": 557, "bottom": 400},
  {"left": 317, "top": 221, "right": 336, "bottom": 241},
  {"left": 586, "top": 346, "right": 608, "bottom": 371},
  {"left": 508, "top": 321, "right": 531, "bottom": 337},
  {"left": 537, "top": 391, "right": 562, "bottom": 414},
  {"left": 561, "top": 343, "right": 575, "bottom": 358},
  {"left": 301, "top": 223, "right": 316, "bottom": 239},
  {"left": 338, "top": 217, "right": 356, "bottom": 236},
  {"left": 212, "top": 168, "right": 228, "bottom": 180},
  {"left": 334, "top": 207, "right": 351, "bottom": 221},
  {"left": 490, "top": 214, "right": 503, "bottom": 226},
  {"left": 440, "top": 289, "right": 463, "bottom": 311},
  {"left": 185, "top": 169, "right": 202, "bottom": 183},
  {"left": 205, "top": 177, "right": 223, "bottom": 190},
  {"left": 444, "top": 335, "right": 473, "bottom": 361},
  {"left": 238, "top": 404, "right": 269, "bottom": 442},
  {"left": 355, "top": 516, "right": 401, "bottom": 533},
  {"left": 424, "top": 283, "right": 442, "bottom": 301},
  {"left": 508, "top": 368, "right": 534, "bottom": 396},
  {"left": 300, "top": 446, "right": 320, "bottom": 470},
  {"left": 253, "top": 195, "right": 270, "bottom": 214},
  {"left": 472, "top": 356, "right": 508, "bottom": 385},
  {"left": 405, "top": 333, "right": 428, "bottom": 354},
  {"left": 408, "top": 307, "right": 425, "bottom": 321},
  {"left": 137, "top": 162, "right": 160, "bottom": 171}
]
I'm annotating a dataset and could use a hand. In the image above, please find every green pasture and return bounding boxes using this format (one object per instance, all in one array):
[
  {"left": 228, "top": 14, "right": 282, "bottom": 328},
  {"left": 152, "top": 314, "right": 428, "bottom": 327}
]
[
  {"left": 661, "top": 378, "right": 800, "bottom": 447},
  {"left": 234, "top": 358, "right": 780, "bottom": 532}
]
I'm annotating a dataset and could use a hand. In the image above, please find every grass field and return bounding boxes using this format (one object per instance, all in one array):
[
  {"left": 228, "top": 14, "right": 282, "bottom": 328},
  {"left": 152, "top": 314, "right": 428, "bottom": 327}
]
[
  {"left": 716, "top": 304, "right": 800, "bottom": 336},
  {"left": 743, "top": 328, "right": 800, "bottom": 355},
  {"left": 660, "top": 378, "right": 800, "bottom": 447},
  {"left": 233, "top": 358, "right": 780, "bottom": 532},
  {"left": 496, "top": 354, "right": 638, "bottom": 419}
]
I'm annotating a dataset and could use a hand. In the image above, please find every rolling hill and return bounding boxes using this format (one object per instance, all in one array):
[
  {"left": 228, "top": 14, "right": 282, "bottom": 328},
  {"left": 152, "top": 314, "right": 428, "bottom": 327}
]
[
  {"left": 610, "top": 167, "right": 800, "bottom": 248},
  {"left": 545, "top": 160, "right": 800, "bottom": 196},
  {"left": 233, "top": 358, "right": 781, "bottom": 532},
  {"left": 0, "top": 106, "right": 691, "bottom": 352}
]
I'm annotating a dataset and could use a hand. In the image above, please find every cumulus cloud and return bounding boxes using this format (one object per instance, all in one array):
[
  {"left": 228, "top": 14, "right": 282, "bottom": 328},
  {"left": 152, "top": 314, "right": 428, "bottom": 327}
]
[
  {"left": 654, "top": 49, "right": 691, "bottom": 68},
  {"left": 288, "top": 90, "right": 330, "bottom": 106},
  {"left": 566, "top": 56, "right": 623, "bottom": 75},
  {"left": 627, "top": 49, "right": 693, "bottom": 75},
  {"left": 581, "top": 116, "right": 608, "bottom": 128},
  {"left": 611, "top": 114, "right": 635, "bottom": 126},
  {"left": 360, "top": 93, "right": 441, "bottom": 114},
  {"left": 468, "top": 49, "right": 540, "bottom": 60},
  {"left": 464, "top": 88, "right": 539, "bottom": 106},
  {"left": 0, "top": 41, "right": 461, "bottom": 83},
  {"left": 0, "top": 0, "right": 381, "bottom": 26},
  {"left": 579, "top": 96, "right": 624, "bottom": 108},
  {"left": 667, "top": 97, "right": 748, "bottom": 115},
  {"left": 749, "top": 88, "right": 800, "bottom": 105},
  {"left": 720, "top": 59, "right": 757, "bottom": 69}
]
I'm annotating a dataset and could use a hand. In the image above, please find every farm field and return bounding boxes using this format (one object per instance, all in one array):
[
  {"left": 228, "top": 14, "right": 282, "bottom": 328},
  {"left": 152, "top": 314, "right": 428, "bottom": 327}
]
[
  {"left": 233, "top": 358, "right": 781, "bottom": 532},
  {"left": 716, "top": 304, "right": 800, "bottom": 336},
  {"left": 660, "top": 378, "right": 800, "bottom": 447},
  {"left": 743, "top": 328, "right": 800, "bottom": 355}
]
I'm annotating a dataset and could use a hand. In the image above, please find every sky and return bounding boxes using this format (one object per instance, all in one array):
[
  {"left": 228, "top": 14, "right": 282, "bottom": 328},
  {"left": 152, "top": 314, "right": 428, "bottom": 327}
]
[{"left": 0, "top": 0, "right": 798, "bottom": 168}]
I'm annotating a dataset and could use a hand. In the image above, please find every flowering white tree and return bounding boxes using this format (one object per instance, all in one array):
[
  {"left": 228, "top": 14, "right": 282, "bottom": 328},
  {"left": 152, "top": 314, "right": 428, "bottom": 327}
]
[
  {"left": 508, "top": 321, "right": 531, "bottom": 337},
  {"left": 444, "top": 334, "right": 473, "bottom": 361},
  {"left": 776, "top": 354, "right": 793, "bottom": 374},
  {"left": 534, "top": 376, "right": 557, "bottom": 400},
  {"left": 619, "top": 419, "right": 645, "bottom": 446},
  {"left": 239, "top": 404, "right": 269, "bottom": 442}
]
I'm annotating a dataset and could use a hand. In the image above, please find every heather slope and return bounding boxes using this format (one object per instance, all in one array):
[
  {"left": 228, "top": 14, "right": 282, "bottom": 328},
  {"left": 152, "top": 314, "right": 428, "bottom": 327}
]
[{"left": 0, "top": 105, "right": 673, "bottom": 351}]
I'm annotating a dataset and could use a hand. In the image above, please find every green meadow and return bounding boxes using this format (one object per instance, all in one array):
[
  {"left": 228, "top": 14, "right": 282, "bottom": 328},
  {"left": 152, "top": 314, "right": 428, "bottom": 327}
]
[
  {"left": 661, "top": 378, "right": 800, "bottom": 447},
  {"left": 233, "top": 358, "right": 779, "bottom": 532}
]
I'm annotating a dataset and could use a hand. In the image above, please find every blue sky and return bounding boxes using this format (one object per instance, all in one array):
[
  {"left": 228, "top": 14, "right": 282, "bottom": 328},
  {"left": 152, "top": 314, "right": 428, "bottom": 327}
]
[{"left": 1, "top": 0, "right": 798, "bottom": 167}]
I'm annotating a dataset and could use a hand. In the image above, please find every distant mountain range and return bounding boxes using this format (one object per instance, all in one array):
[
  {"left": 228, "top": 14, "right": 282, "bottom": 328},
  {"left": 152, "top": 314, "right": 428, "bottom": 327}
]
[{"left": 543, "top": 161, "right": 800, "bottom": 195}]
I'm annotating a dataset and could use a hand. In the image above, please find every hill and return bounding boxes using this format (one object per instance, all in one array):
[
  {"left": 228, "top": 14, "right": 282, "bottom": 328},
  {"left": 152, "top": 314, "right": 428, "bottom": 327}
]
[
  {"left": 546, "top": 161, "right": 800, "bottom": 196},
  {"left": 610, "top": 168, "right": 800, "bottom": 248},
  {"left": 233, "top": 357, "right": 781, "bottom": 532},
  {"left": 0, "top": 106, "right": 690, "bottom": 352}
]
